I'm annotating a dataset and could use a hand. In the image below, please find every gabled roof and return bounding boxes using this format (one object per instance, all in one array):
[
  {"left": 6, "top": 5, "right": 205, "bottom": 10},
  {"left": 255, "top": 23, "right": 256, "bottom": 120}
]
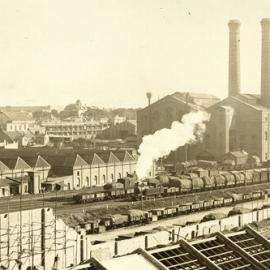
[
  {"left": 114, "top": 151, "right": 135, "bottom": 162},
  {"left": 97, "top": 151, "right": 121, "bottom": 164},
  {"left": 46, "top": 153, "right": 84, "bottom": 168},
  {"left": 2, "top": 110, "right": 33, "bottom": 121},
  {"left": 46, "top": 153, "right": 85, "bottom": 177},
  {"left": 0, "top": 129, "right": 23, "bottom": 143},
  {"left": 0, "top": 157, "right": 31, "bottom": 171},
  {"left": 0, "top": 161, "right": 10, "bottom": 172},
  {"left": 139, "top": 92, "right": 219, "bottom": 114},
  {"left": 0, "top": 111, "right": 10, "bottom": 125},
  {"left": 21, "top": 155, "right": 51, "bottom": 169},
  {"left": 73, "top": 154, "right": 89, "bottom": 167},
  {"left": 209, "top": 94, "right": 270, "bottom": 113},
  {"left": 92, "top": 153, "right": 105, "bottom": 165}
]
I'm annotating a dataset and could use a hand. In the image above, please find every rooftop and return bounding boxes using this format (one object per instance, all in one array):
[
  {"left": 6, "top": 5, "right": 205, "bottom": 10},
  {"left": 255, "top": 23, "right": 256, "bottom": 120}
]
[{"left": 83, "top": 226, "right": 270, "bottom": 270}]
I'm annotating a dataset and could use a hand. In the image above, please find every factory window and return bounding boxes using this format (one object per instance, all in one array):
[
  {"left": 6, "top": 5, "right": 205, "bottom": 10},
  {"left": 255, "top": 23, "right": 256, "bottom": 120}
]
[
  {"left": 265, "top": 131, "right": 268, "bottom": 141},
  {"left": 86, "top": 177, "right": 90, "bottom": 186},
  {"left": 118, "top": 173, "right": 121, "bottom": 179}
]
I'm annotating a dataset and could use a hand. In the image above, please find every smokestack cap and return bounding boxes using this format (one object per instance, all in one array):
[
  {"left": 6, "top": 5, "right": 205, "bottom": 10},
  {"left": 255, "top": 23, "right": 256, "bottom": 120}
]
[
  {"left": 261, "top": 18, "right": 270, "bottom": 27},
  {"left": 228, "top": 20, "right": 241, "bottom": 30}
]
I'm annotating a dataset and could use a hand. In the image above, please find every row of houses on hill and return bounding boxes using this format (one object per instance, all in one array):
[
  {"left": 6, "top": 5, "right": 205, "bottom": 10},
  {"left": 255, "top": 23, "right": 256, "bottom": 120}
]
[{"left": 0, "top": 149, "right": 142, "bottom": 197}]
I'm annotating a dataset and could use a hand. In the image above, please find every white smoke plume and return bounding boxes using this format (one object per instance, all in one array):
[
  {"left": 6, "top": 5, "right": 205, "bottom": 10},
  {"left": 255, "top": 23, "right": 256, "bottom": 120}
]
[{"left": 136, "top": 110, "right": 210, "bottom": 179}]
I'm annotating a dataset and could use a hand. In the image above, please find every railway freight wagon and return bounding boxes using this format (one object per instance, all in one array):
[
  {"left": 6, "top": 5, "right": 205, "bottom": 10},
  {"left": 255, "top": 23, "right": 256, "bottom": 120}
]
[
  {"left": 72, "top": 188, "right": 270, "bottom": 235},
  {"left": 202, "top": 176, "right": 215, "bottom": 190},
  {"left": 126, "top": 209, "right": 151, "bottom": 224},
  {"left": 252, "top": 170, "right": 261, "bottom": 184},
  {"left": 213, "top": 174, "right": 226, "bottom": 188},
  {"left": 220, "top": 171, "right": 235, "bottom": 187},
  {"left": 230, "top": 171, "right": 245, "bottom": 186},
  {"left": 243, "top": 170, "right": 253, "bottom": 185},
  {"left": 260, "top": 169, "right": 269, "bottom": 182},
  {"left": 164, "top": 186, "right": 179, "bottom": 196},
  {"left": 73, "top": 190, "right": 107, "bottom": 203},
  {"left": 73, "top": 166, "right": 270, "bottom": 205},
  {"left": 191, "top": 177, "right": 204, "bottom": 191},
  {"left": 168, "top": 177, "right": 192, "bottom": 193},
  {"left": 100, "top": 214, "right": 129, "bottom": 229}
]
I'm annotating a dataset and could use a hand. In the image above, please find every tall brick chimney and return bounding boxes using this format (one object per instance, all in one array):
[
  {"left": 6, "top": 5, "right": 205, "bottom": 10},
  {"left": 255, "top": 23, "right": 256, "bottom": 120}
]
[
  {"left": 228, "top": 20, "right": 241, "bottom": 96},
  {"left": 261, "top": 18, "right": 270, "bottom": 108}
]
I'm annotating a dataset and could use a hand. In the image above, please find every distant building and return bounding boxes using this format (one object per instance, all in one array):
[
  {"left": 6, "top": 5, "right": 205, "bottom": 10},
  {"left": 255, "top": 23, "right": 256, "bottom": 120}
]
[
  {"left": 0, "top": 129, "right": 23, "bottom": 149},
  {"left": 97, "top": 120, "right": 137, "bottom": 140},
  {"left": 42, "top": 119, "right": 109, "bottom": 140},
  {"left": 4, "top": 110, "right": 34, "bottom": 132},
  {"left": 137, "top": 91, "right": 219, "bottom": 162},
  {"left": 34, "top": 133, "right": 50, "bottom": 146},
  {"left": 113, "top": 115, "right": 126, "bottom": 125},
  {"left": 0, "top": 111, "right": 10, "bottom": 129},
  {"left": 62, "top": 99, "right": 87, "bottom": 119}
]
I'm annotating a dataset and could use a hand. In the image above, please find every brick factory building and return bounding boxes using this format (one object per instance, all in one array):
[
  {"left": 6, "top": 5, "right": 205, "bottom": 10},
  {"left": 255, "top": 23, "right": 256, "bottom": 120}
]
[
  {"left": 137, "top": 92, "right": 219, "bottom": 162},
  {"left": 205, "top": 19, "right": 270, "bottom": 162},
  {"left": 137, "top": 19, "right": 270, "bottom": 164}
]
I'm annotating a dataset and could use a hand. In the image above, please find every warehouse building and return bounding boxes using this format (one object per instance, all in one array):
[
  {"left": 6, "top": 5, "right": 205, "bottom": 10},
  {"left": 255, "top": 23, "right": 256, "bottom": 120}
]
[
  {"left": 204, "top": 19, "right": 270, "bottom": 162},
  {"left": 0, "top": 149, "right": 140, "bottom": 194}
]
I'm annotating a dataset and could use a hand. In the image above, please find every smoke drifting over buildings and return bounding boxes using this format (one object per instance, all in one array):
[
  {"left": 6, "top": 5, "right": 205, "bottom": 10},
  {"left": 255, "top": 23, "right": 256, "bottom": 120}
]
[{"left": 136, "top": 110, "right": 210, "bottom": 179}]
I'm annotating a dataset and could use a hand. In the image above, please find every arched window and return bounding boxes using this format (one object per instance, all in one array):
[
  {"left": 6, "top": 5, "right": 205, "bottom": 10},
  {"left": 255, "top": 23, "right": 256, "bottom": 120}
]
[
  {"left": 94, "top": 175, "right": 98, "bottom": 185},
  {"left": 86, "top": 177, "right": 90, "bottom": 186},
  {"left": 265, "top": 131, "right": 268, "bottom": 141},
  {"left": 103, "top": 174, "right": 106, "bottom": 183},
  {"left": 77, "top": 177, "right": 80, "bottom": 187},
  {"left": 118, "top": 173, "right": 122, "bottom": 179},
  {"left": 111, "top": 173, "right": 114, "bottom": 180},
  {"left": 149, "top": 171, "right": 152, "bottom": 177},
  {"left": 77, "top": 171, "right": 80, "bottom": 176}
]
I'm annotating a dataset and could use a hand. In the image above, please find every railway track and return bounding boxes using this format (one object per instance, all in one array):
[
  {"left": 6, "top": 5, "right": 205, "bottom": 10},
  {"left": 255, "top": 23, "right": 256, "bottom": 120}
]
[{"left": 1, "top": 182, "right": 270, "bottom": 216}]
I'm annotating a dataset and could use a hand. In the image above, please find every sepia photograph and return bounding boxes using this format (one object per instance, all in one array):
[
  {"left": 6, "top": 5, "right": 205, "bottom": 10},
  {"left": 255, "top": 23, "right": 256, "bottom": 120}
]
[{"left": 1, "top": 0, "right": 270, "bottom": 269}]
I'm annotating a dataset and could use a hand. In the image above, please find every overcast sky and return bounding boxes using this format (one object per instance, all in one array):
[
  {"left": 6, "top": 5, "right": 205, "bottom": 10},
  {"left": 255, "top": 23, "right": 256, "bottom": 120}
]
[{"left": 1, "top": 0, "right": 270, "bottom": 108}]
